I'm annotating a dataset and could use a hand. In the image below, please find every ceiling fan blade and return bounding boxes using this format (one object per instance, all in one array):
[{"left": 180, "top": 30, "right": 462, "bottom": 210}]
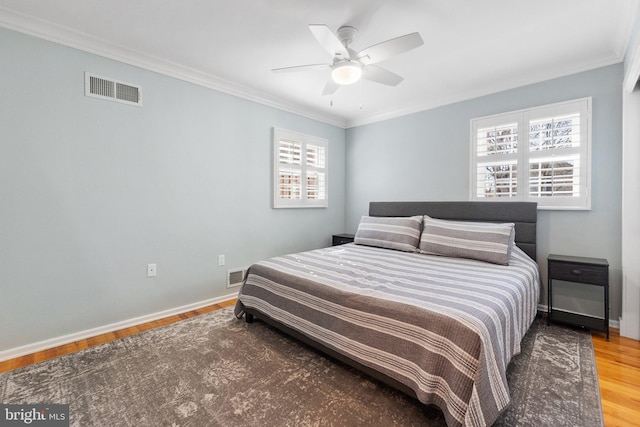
[
  {"left": 322, "top": 77, "right": 340, "bottom": 96},
  {"left": 309, "top": 24, "right": 349, "bottom": 58},
  {"left": 271, "top": 63, "right": 331, "bottom": 73},
  {"left": 356, "top": 32, "right": 423, "bottom": 65},
  {"left": 362, "top": 65, "right": 404, "bottom": 86}
]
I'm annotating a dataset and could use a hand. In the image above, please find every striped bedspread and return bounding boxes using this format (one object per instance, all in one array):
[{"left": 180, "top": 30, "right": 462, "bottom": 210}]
[{"left": 234, "top": 243, "right": 540, "bottom": 427}]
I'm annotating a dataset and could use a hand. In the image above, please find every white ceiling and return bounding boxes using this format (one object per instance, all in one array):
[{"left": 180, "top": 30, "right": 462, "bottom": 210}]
[{"left": 0, "top": 0, "right": 637, "bottom": 128}]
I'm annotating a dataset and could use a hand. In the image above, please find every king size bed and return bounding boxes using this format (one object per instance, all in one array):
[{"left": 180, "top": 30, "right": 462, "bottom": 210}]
[{"left": 234, "top": 201, "right": 540, "bottom": 427}]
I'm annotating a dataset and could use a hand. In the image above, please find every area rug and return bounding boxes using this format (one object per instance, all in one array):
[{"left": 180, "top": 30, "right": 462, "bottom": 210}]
[{"left": 0, "top": 307, "right": 603, "bottom": 426}]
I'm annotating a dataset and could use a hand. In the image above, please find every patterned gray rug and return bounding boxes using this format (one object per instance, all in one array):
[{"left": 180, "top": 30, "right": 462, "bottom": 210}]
[{"left": 0, "top": 307, "right": 603, "bottom": 426}]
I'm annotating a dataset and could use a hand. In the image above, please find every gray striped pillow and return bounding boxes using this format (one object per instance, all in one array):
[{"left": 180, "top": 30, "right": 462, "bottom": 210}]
[
  {"left": 419, "top": 216, "right": 515, "bottom": 265},
  {"left": 354, "top": 215, "right": 422, "bottom": 252}
]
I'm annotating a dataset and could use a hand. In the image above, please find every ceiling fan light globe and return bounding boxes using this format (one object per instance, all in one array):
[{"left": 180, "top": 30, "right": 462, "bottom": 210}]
[{"left": 331, "top": 62, "right": 362, "bottom": 85}]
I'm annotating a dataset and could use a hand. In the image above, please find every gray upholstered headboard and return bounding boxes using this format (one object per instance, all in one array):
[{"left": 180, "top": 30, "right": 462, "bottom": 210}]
[{"left": 369, "top": 201, "right": 537, "bottom": 260}]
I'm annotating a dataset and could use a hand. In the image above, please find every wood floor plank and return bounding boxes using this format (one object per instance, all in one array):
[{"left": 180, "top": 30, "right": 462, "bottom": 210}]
[
  {"left": 1, "top": 301, "right": 638, "bottom": 427},
  {"left": 601, "top": 400, "right": 640, "bottom": 427},
  {"left": 0, "top": 300, "right": 236, "bottom": 374},
  {"left": 592, "top": 328, "right": 640, "bottom": 426}
]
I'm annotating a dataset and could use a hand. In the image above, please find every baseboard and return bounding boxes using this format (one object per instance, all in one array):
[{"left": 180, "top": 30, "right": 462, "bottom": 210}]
[
  {"left": 0, "top": 299, "right": 617, "bottom": 363},
  {"left": 537, "top": 303, "right": 620, "bottom": 329},
  {"left": 0, "top": 293, "right": 238, "bottom": 363},
  {"left": 619, "top": 316, "right": 640, "bottom": 340}
]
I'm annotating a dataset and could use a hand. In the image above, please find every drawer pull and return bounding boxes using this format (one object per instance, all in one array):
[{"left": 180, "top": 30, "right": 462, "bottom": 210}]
[{"left": 572, "top": 269, "right": 582, "bottom": 275}]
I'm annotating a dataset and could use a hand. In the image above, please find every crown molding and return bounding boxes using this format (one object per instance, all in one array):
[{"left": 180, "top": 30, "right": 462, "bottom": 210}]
[
  {"left": 0, "top": 6, "right": 347, "bottom": 129},
  {"left": 612, "top": 0, "right": 640, "bottom": 59},
  {"left": 345, "top": 55, "right": 624, "bottom": 128},
  {"left": 1, "top": 4, "right": 633, "bottom": 131}
]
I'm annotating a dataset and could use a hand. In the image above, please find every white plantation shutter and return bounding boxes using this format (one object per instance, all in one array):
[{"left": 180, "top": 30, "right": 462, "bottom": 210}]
[
  {"left": 526, "top": 102, "right": 589, "bottom": 208},
  {"left": 279, "top": 139, "right": 302, "bottom": 165},
  {"left": 306, "top": 143, "right": 326, "bottom": 201},
  {"left": 273, "top": 128, "right": 328, "bottom": 208},
  {"left": 471, "top": 98, "right": 591, "bottom": 210},
  {"left": 473, "top": 115, "right": 520, "bottom": 199},
  {"left": 277, "top": 137, "right": 302, "bottom": 201}
]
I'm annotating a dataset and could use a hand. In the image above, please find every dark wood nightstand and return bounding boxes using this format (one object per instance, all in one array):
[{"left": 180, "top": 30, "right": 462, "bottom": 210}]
[
  {"left": 547, "top": 254, "right": 609, "bottom": 340},
  {"left": 332, "top": 234, "right": 355, "bottom": 246}
]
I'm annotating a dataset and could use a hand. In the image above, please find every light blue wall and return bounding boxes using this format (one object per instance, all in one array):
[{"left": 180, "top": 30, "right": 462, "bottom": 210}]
[
  {"left": 346, "top": 64, "right": 623, "bottom": 319},
  {"left": 0, "top": 27, "right": 346, "bottom": 352},
  {"left": 0, "top": 24, "right": 624, "bottom": 353}
]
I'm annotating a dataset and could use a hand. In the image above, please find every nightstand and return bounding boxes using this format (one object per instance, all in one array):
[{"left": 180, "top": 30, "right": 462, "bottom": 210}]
[
  {"left": 547, "top": 254, "right": 609, "bottom": 340},
  {"left": 332, "top": 234, "right": 355, "bottom": 246}
]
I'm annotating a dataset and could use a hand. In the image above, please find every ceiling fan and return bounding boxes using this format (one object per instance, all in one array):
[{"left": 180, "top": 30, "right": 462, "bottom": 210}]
[{"left": 272, "top": 24, "right": 424, "bottom": 95}]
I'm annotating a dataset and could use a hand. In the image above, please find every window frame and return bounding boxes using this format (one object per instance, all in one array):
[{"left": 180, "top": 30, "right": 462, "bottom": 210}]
[
  {"left": 273, "top": 127, "right": 328, "bottom": 209},
  {"left": 470, "top": 97, "right": 592, "bottom": 210}
]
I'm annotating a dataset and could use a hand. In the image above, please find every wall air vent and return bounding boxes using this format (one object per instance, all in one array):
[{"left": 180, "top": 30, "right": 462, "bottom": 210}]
[
  {"left": 85, "top": 72, "right": 142, "bottom": 106},
  {"left": 227, "top": 268, "right": 248, "bottom": 288}
]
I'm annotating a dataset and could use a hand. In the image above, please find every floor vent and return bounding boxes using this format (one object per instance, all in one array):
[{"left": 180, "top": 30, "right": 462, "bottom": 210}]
[
  {"left": 85, "top": 72, "right": 142, "bottom": 106},
  {"left": 227, "top": 268, "right": 248, "bottom": 288}
]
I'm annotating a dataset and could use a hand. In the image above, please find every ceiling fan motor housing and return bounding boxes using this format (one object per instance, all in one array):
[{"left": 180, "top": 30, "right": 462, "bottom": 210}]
[{"left": 337, "top": 26, "right": 358, "bottom": 48}]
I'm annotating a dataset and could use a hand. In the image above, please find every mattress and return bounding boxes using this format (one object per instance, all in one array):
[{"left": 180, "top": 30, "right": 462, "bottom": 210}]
[{"left": 234, "top": 243, "right": 540, "bottom": 427}]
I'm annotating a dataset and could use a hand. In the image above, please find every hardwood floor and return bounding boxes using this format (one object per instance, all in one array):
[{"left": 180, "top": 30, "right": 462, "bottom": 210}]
[
  {"left": 0, "top": 299, "right": 235, "bottom": 374},
  {"left": 591, "top": 329, "right": 640, "bottom": 427},
  {"left": 1, "top": 302, "right": 639, "bottom": 427}
]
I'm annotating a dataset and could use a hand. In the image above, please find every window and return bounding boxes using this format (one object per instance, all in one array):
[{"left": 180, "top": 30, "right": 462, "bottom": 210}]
[
  {"left": 273, "top": 128, "right": 328, "bottom": 208},
  {"left": 470, "top": 97, "right": 591, "bottom": 210}
]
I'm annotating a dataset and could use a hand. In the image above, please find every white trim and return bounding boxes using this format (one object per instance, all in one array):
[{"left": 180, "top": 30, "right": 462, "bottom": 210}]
[
  {"left": 0, "top": 5, "right": 630, "bottom": 131},
  {"left": 0, "top": 6, "right": 346, "bottom": 128},
  {"left": 469, "top": 97, "right": 592, "bottom": 210},
  {"left": 621, "top": 6, "right": 640, "bottom": 338},
  {"left": 273, "top": 128, "right": 329, "bottom": 209},
  {"left": 0, "top": 293, "right": 238, "bottom": 363},
  {"left": 346, "top": 56, "right": 621, "bottom": 129},
  {"left": 537, "top": 303, "right": 620, "bottom": 330},
  {"left": 621, "top": 87, "right": 640, "bottom": 340},
  {"left": 622, "top": 0, "right": 640, "bottom": 93},
  {"left": 624, "top": 37, "right": 640, "bottom": 92},
  {"left": 612, "top": 0, "right": 640, "bottom": 60}
]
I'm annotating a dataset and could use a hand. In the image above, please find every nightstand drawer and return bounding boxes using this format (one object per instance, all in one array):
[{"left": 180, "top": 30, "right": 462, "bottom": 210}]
[
  {"left": 332, "top": 234, "right": 354, "bottom": 246},
  {"left": 548, "top": 262, "right": 608, "bottom": 285}
]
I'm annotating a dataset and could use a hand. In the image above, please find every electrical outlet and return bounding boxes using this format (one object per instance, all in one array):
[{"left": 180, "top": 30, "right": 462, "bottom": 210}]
[
  {"left": 147, "top": 263, "right": 157, "bottom": 277},
  {"left": 218, "top": 255, "right": 225, "bottom": 266}
]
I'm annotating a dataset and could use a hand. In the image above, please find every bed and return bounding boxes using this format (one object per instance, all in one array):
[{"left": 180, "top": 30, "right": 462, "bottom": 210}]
[{"left": 234, "top": 201, "right": 540, "bottom": 427}]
